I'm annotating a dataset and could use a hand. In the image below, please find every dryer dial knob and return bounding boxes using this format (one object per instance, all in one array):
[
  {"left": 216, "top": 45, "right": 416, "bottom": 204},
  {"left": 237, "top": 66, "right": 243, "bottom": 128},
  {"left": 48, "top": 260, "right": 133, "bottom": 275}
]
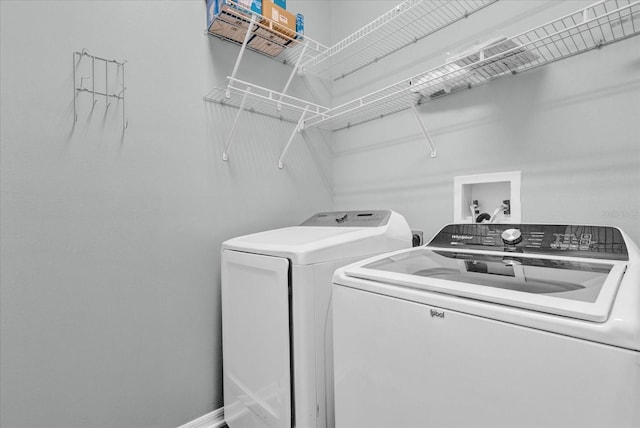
[{"left": 501, "top": 228, "right": 522, "bottom": 245}]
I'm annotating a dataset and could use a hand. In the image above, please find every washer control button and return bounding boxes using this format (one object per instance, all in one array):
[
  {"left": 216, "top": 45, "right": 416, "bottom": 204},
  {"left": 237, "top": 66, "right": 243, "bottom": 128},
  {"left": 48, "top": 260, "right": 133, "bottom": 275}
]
[{"left": 501, "top": 228, "right": 522, "bottom": 245}]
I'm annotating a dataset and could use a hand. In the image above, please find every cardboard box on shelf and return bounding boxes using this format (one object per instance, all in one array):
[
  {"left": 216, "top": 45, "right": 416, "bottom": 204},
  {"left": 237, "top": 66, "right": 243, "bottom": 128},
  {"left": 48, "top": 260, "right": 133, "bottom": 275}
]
[
  {"left": 248, "top": 35, "right": 286, "bottom": 57},
  {"left": 255, "top": 20, "right": 291, "bottom": 46},
  {"left": 207, "top": 0, "right": 262, "bottom": 42},
  {"left": 258, "top": 1, "right": 296, "bottom": 42},
  {"left": 208, "top": 15, "right": 248, "bottom": 43}
]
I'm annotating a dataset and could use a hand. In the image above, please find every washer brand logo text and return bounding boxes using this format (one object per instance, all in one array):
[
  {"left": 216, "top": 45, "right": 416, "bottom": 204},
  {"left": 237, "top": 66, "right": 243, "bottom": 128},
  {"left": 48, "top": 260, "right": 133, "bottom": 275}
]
[
  {"left": 430, "top": 309, "right": 445, "bottom": 318},
  {"left": 452, "top": 235, "right": 473, "bottom": 240}
]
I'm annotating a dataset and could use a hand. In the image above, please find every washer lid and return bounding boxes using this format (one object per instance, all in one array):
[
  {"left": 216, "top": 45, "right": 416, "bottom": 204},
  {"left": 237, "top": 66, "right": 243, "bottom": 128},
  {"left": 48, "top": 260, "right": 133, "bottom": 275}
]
[
  {"left": 222, "top": 211, "right": 411, "bottom": 265},
  {"left": 344, "top": 247, "right": 627, "bottom": 322}
]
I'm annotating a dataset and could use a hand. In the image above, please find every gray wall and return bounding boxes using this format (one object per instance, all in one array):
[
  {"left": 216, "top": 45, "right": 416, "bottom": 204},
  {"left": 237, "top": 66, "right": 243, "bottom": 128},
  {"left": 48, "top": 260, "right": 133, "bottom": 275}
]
[
  {"left": 331, "top": 1, "right": 640, "bottom": 244},
  {"left": 0, "top": 1, "right": 331, "bottom": 427}
]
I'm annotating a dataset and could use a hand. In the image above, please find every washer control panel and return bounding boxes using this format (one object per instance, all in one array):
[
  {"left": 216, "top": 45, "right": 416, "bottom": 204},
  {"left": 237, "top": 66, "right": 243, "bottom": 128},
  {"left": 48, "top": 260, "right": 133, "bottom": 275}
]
[
  {"left": 300, "top": 210, "right": 392, "bottom": 227},
  {"left": 429, "top": 224, "right": 628, "bottom": 260}
]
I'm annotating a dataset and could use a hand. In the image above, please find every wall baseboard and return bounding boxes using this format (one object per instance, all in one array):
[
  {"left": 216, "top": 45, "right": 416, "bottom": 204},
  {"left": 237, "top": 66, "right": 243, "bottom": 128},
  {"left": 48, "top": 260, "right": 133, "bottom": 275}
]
[{"left": 177, "top": 407, "right": 225, "bottom": 428}]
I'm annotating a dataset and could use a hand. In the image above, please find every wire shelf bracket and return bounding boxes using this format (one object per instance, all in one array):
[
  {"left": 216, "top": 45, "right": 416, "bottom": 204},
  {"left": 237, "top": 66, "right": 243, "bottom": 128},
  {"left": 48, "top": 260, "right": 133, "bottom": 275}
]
[
  {"left": 278, "top": 106, "right": 310, "bottom": 169},
  {"left": 222, "top": 86, "right": 251, "bottom": 161},
  {"left": 410, "top": 102, "right": 437, "bottom": 158},
  {"left": 226, "top": 15, "right": 257, "bottom": 99},
  {"left": 279, "top": 42, "right": 309, "bottom": 111}
]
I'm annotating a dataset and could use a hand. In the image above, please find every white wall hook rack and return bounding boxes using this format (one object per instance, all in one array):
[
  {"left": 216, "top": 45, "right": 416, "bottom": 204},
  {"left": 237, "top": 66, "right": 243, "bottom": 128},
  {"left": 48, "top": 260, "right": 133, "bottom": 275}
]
[{"left": 73, "top": 50, "right": 127, "bottom": 131}]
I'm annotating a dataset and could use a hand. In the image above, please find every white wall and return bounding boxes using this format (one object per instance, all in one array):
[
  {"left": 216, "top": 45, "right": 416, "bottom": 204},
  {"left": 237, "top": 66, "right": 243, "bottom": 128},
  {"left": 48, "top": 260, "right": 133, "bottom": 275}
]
[
  {"left": 331, "top": 1, "right": 640, "bottom": 244},
  {"left": 0, "top": 1, "right": 332, "bottom": 427}
]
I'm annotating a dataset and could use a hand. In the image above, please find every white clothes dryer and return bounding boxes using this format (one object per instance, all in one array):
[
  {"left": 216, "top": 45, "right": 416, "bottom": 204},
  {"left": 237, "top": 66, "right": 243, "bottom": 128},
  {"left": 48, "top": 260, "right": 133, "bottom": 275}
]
[
  {"left": 332, "top": 223, "right": 640, "bottom": 428},
  {"left": 221, "top": 211, "right": 411, "bottom": 428}
]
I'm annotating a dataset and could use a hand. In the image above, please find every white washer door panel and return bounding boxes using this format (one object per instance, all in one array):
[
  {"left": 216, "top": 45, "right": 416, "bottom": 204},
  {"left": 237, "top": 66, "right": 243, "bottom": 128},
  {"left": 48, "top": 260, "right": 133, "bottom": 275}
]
[{"left": 222, "top": 250, "right": 291, "bottom": 428}]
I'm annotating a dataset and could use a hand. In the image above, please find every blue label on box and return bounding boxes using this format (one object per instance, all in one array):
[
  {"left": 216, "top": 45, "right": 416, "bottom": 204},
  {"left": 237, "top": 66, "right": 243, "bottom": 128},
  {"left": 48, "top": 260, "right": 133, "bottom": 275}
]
[
  {"left": 296, "top": 13, "right": 304, "bottom": 37},
  {"left": 213, "top": 0, "right": 262, "bottom": 19},
  {"left": 234, "top": 0, "right": 262, "bottom": 15},
  {"left": 273, "top": 0, "right": 286, "bottom": 9},
  {"left": 207, "top": 0, "right": 216, "bottom": 28}
]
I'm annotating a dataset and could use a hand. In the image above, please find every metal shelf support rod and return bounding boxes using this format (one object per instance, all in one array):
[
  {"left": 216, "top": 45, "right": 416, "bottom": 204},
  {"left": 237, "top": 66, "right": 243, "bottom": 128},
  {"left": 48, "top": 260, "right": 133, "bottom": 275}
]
[
  {"left": 278, "top": 106, "right": 309, "bottom": 169},
  {"left": 73, "top": 52, "right": 77, "bottom": 122},
  {"left": 92, "top": 55, "right": 96, "bottom": 105},
  {"left": 105, "top": 60, "right": 110, "bottom": 107},
  {"left": 410, "top": 103, "right": 437, "bottom": 158},
  {"left": 227, "top": 14, "right": 257, "bottom": 99},
  {"left": 278, "top": 42, "right": 308, "bottom": 111},
  {"left": 223, "top": 86, "right": 251, "bottom": 161},
  {"left": 122, "top": 64, "right": 127, "bottom": 130}
]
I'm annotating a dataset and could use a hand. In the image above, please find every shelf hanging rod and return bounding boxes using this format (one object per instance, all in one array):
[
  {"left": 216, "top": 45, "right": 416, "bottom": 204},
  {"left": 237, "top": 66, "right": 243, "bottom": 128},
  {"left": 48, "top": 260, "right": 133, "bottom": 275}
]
[
  {"left": 227, "top": 77, "right": 330, "bottom": 116},
  {"left": 227, "top": 14, "right": 257, "bottom": 99},
  {"left": 502, "top": 0, "right": 638, "bottom": 49},
  {"left": 410, "top": 103, "right": 436, "bottom": 158},
  {"left": 223, "top": 86, "right": 251, "bottom": 161},
  {"left": 105, "top": 59, "right": 110, "bottom": 108},
  {"left": 122, "top": 64, "right": 127, "bottom": 130},
  {"left": 278, "top": 105, "right": 310, "bottom": 169},
  {"left": 92, "top": 55, "right": 96, "bottom": 105},
  {"left": 331, "top": 1, "right": 499, "bottom": 81},
  {"left": 298, "top": 0, "right": 426, "bottom": 70}
]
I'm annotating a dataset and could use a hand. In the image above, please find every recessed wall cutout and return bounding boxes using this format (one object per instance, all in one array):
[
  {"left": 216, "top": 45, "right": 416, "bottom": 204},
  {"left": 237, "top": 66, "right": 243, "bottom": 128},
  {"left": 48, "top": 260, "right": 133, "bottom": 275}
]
[
  {"left": 73, "top": 49, "right": 128, "bottom": 131},
  {"left": 454, "top": 171, "right": 521, "bottom": 224}
]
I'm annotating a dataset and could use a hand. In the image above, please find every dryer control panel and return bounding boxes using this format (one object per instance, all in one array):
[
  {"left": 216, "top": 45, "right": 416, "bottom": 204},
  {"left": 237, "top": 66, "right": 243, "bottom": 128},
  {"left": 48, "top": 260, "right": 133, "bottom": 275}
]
[
  {"left": 300, "top": 211, "right": 391, "bottom": 227},
  {"left": 429, "top": 224, "right": 628, "bottom": 260}
]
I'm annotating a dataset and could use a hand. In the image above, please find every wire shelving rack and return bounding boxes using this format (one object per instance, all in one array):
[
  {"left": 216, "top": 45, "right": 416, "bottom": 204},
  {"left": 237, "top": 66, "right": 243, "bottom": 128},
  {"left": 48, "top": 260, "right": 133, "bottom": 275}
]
[
  {"left": 300, "top": 0, "right": 498, "bottom": 80},
  {"left": 304, "top": 0, "right": 640, "bottom": 131},
  {"left": 204, "top": 0, "right": 640, "bottom": 165}
]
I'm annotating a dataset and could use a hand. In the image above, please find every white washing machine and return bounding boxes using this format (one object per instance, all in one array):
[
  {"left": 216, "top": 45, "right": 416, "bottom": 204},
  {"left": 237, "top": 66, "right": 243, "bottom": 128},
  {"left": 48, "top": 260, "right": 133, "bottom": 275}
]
[
  {"left": 332, "top": 223, "right": 640, "bottom": 428},
  {"left": 221, "top": 210, "right": 412, "bottom": 428}
]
